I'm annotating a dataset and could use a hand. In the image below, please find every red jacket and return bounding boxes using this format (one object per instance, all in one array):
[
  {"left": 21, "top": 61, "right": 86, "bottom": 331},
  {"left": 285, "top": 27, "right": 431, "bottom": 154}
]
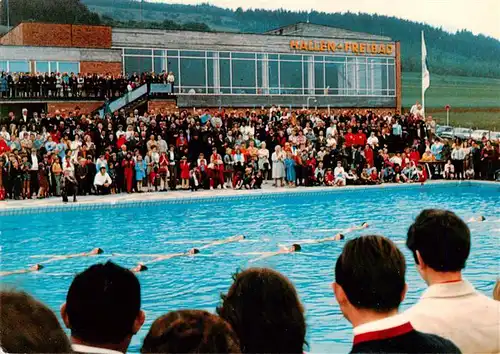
[
  {"left": 410, "top": 151, "right": 421, "bottom": 163},
  {"left": 355, "top": 132, "right": 366, "bottom": 147},
  {"left": 345, "top": 133, "right": 356, "bottom": 147},
  {"left": 176, "top": 136, "right": 187, "bottom": 148},
  {"left": 0, "top": 139, "right": 10, "bottom": 154}
]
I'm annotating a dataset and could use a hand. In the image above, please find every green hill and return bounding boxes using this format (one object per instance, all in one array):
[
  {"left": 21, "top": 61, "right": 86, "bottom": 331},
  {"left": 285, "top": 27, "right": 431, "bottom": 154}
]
[{"left": 79, "top": 0, "right": 500, "bottom": 80}]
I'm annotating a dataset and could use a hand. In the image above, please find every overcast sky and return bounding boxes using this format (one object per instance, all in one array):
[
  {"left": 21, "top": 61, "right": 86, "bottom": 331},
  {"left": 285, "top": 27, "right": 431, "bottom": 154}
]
[{"left": 156, "top": 0, "right": 500, "bottom": 39}]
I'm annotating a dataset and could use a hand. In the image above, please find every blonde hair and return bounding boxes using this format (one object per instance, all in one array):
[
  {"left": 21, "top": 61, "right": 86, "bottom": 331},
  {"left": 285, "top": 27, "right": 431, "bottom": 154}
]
[{"left": 494, "top": 280, "right": 500, "bottom": 301}]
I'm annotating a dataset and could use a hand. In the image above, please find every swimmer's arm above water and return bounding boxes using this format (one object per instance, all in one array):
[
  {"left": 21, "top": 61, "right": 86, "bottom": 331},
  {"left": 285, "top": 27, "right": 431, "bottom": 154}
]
[
  {"left": 197, "top": 235, "right": 245, "bottom": 250},
  {"left": 34, "top": 248, "right": 104, "bottom": 264}
]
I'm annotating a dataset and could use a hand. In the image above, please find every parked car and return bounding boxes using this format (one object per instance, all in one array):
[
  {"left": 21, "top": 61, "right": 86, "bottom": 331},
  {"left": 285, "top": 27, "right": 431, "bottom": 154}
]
[
  {"left": 471, "top": 129, "right": 490, "bottom": 142},
  {"left": 489, "top": 131, "right": 500, "bottom": 143},
  {"left": 436, "top": 125, "right": 454, "bottom": 139},
  {"left": 453, "top": 127, "right": 472, "bottom": 140}
]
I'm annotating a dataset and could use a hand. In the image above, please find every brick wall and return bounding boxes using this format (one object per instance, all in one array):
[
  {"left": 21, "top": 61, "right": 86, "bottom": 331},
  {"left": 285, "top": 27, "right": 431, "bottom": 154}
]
[
  {"left": 72, "top": 25, "right": 112, "bottom": 48},
  {"left": 147, "top": 99, "right": 178, "bottom": 113},
  {"left": 80, "top": 61, "right": 122, "bottom": 75},
  {"left": 47, "top": 101, "right": 104, "bottom": 115},
  {"left": 0, "top": 23, "right": 112, "bottom": 48}
]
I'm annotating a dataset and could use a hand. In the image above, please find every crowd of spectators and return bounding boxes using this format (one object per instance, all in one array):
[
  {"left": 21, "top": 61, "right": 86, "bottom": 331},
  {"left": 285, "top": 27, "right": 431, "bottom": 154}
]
[
  {"left": 1, "top": 210, "right": 499, "bottom": 353},
  {"left": 0, "top": 100, "right": 499, "bottom": 200},
  {"left": 0, "top": 71, "right": 175, "bottom": 99}
]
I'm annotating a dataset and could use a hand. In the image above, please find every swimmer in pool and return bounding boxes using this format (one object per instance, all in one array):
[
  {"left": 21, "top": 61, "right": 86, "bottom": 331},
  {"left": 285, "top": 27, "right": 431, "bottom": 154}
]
[
  {"left": 302, "top": 222, "right": 369, "bottom": 244},
  {"left": 126, "top": 235, "right": 245, "bottom": 270},
  {"left": 32, "top": 248, "right": 104, "bottom": 264},
  {"left": 468, "top": 216, "right": 486, "bottom": 223},
  {"left": 0, "top": 264, "right": 44, "bottom": 277},
  {"left": 130, "top": 263, "right": 148, "bottom": 273},
  {"left": 248, "top": 244, "right": 301, "bottom": 263}
]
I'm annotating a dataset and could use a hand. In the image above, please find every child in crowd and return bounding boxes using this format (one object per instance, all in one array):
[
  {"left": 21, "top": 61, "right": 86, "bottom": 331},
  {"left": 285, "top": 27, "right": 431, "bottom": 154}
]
[
  {"left": 179, "top": 156, "right": 190, "bottom": 190},
  {"left": 444, "top": 159, "right": 455, "bottom": 179},
  {"left": 325, "top": 168, "right": 335, "bottom": 186},
  {"left": 21, "top": 155, "right": 31, "bottom": 199},
  {"left": 315, "top": 161, "right": 325, "bottom": 186},
  {"left": 189, "top": 167, "right": 201, "bottom": 192},
  {"left": 108, "top": 162, "right": 116, "bottom": 194}
]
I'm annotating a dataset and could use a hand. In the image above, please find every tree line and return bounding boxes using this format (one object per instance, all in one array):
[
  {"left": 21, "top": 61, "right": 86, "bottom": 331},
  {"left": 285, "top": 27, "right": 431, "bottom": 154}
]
[{"left": 2, "top": 0, "right": 499, "bottom": 79}]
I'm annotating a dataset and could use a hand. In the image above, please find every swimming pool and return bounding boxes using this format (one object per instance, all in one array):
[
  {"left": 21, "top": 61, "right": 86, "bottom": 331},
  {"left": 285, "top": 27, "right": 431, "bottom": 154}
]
[{"left": 1, "top": 182, "right": 499, "bottom": 353}]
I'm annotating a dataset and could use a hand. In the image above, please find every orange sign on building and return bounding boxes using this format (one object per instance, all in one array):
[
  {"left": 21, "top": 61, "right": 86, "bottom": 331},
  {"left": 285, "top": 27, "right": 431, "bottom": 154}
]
[{"left": 289, "top": 40, "right": 394, "bottom": 55}]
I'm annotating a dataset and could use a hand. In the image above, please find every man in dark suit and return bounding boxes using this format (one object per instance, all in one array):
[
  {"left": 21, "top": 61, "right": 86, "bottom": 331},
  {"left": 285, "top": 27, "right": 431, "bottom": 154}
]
[
  {"left": 18, "top": 108, "right": 30, "bottom": 126},
  {"left": 333, "top": 235, "right": 460, "bottom": 353}
]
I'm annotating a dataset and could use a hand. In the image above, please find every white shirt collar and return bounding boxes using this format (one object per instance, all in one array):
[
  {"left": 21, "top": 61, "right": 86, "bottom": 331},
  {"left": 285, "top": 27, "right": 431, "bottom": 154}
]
[
  {"left": 72, "top": 344, "right": 123, "bottom": 354},
  {"left": 353, "top": 313, "right": 410, "bottom": 336},
  {"left": 420, "top": 279, "right": 476, "bottom": 299}
]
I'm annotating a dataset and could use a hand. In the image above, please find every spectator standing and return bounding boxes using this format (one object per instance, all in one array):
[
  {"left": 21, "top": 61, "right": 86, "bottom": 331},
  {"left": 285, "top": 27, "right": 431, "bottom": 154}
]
[
  {"left": 405, "top": 209, "right": 500, "bottom": 353},
  {"left": 333, "top": 235, "right": 460, "bottom": 353}
]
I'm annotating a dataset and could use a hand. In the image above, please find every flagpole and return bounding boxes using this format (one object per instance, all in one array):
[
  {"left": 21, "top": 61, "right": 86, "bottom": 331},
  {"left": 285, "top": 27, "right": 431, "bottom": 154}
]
[{"left": 421, "top": 31, "right": 425, "bottom": 117}]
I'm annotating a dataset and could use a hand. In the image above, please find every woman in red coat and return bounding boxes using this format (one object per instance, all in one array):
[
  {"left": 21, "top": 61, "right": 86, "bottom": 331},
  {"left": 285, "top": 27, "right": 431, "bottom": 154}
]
[
  {"left": 179, "top": 156, "right": 190, "bottom": 190},
  {"left": 364, "top": 144, "right": 374, "bottom": 167},
  {"left": 122, "top": 154, "right": 135, "bottom": 193}
]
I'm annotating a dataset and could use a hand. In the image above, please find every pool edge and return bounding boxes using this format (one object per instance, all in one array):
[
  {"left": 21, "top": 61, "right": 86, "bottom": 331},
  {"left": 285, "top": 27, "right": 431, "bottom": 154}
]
[{"left": 0, "top": 180, "right": 497, "bottom": 216}]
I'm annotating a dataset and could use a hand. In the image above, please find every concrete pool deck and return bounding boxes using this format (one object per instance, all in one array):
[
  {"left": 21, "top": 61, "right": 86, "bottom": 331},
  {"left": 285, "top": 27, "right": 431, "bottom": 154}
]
[{"left": 0, "top": 180, "right": 498, "bottom": 215}]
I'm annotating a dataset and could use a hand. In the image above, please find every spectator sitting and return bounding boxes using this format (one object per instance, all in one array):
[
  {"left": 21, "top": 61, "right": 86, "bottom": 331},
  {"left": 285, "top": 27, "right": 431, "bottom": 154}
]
[
  {"left": 420, "top": 150, "right": 436, "bottom": 162},
  {"left": 141, "top": 310, "right": 241, "bottom": 353},
  {"left": 333, "top": 235, "right": 460, "bottom": 353},
  {"left": 404, "top": 209, "right": 500, "bottom": 353},
  {"left": 444, "top": 159, "right": 455, "bottom": 179},
  {"left": 0, "top": 290, "right": 72, "bottom": 353},
  {"left": 60, "top": 261, "right": 145, "bottom": 354},
  {"left": 94, "top": 166, "right": 112, "bottom": 195},
  {"left": 217, "top": 268, "right": 306, "bottom": 354}
]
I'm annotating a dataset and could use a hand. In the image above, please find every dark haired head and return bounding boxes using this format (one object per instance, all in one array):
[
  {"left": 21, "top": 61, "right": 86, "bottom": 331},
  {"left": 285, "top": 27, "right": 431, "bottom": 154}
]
[
  {"left": 0, "top": 291, "right": 72, "bottom": 353},
  {"left": 406, "top": 209, "right": 470, "bottom": 272},
  {"left": 480, "top": 216, "right": 486, "bottom": 221},
  {"left": 141, "top": 310, "right": 241, "bottom": 353},
  {"left": 335, "top": 235, "right": 406, "bottom": 313},
  {"left": 192, "top": 248, "right": 200, "bottom": 254},
  {"left": 62, "top": 261, "right": 144, "bottom": 347},
  {"left": 216, "top": 268, "right": 306, "bottom": 354},
  {"left": 292, "top": 244, "right": 302, "bottom": 252},
  {"left": 339, "top": 234, "right": 345, "bottom": 240}
]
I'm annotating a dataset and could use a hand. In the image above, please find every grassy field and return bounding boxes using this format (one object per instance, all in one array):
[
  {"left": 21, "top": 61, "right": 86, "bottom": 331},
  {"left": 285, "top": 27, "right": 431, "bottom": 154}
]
[{"left": 402, "top": 72, "right": 500, "bottom": 130}]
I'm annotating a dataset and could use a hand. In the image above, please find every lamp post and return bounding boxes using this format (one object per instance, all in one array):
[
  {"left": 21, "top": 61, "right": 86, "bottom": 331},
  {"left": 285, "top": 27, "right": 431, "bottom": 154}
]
[{"left": 307, "top": 96, "right": 316, "bottom": 109}]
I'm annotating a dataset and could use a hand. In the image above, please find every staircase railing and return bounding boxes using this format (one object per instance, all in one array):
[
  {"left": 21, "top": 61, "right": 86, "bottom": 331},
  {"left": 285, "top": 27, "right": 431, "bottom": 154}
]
[{"left": 98, "top": 84, "right": 149, "bottom": 117}]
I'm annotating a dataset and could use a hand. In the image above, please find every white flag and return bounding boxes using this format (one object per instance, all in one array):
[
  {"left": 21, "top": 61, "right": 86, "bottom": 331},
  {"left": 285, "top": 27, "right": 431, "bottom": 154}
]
[{"left": 422, "top": 31, "right": 430, "bottom": 94}]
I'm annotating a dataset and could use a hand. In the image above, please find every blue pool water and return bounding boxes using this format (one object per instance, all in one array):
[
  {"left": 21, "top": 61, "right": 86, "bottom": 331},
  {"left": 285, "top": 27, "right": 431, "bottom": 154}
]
[{"left": 1, "top": 183, "right": 499, "bottom": 353}]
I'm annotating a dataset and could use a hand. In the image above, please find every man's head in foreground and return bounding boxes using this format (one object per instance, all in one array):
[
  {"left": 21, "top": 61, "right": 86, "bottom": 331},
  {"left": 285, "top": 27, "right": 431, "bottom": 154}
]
[
  {"left": 333, "top": 235, "right": 407, "bottom": 326},
  {"left": 406, "top": 209, "right": 470, "bottom": 285},
  {"left": 61, "top": 261, "right": 145, "bottom": 353}
]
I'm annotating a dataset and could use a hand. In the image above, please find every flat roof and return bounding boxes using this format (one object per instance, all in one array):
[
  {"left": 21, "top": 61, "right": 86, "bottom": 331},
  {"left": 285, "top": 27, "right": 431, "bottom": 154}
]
[{"left": 264, "top": 22, "right": 391, "bottom": 41}]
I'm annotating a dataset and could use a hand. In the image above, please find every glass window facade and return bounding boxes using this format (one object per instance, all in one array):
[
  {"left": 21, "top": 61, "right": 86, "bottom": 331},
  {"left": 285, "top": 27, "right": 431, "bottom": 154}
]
[
  {"left": 34, "top": 61, "right": 79, "bottom": 74},
  {"left": 120, "top": 48, "right": 396, "bottom": 97},
  {"left": 4, "top": 60, "right": 30, "bottom": 73}
]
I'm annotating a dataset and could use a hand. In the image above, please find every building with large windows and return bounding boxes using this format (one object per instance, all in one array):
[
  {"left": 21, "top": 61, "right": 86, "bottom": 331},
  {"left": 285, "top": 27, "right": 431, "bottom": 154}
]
[{"left": 0, "top": 22, "right": 401, "bottom": 111}]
